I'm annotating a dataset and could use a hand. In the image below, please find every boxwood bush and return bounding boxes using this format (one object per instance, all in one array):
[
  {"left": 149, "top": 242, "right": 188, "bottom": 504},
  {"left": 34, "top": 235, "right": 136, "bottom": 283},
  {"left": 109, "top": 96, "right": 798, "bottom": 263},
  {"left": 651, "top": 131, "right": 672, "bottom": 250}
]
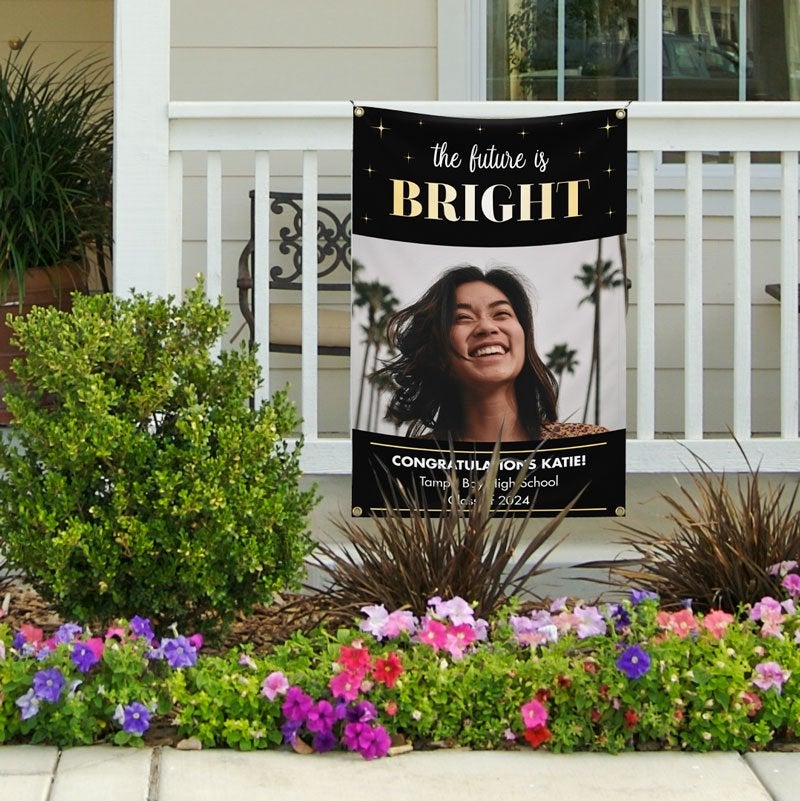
[{"left": 0, "top": 283, "right": 318, "bottom": 635}]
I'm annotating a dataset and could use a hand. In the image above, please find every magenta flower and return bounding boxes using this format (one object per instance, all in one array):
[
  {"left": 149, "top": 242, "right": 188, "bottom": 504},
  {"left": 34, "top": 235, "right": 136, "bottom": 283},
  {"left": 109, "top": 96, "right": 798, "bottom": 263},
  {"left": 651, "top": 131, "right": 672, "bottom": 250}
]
[
  {"left": 782, "top": 573, "right": 800, "bottom": 597},
  {"left": 329, "top": 670, "right": 362, "bottom": 702},
  {"left": 752, "top": 661, "right": 791, "bottom": 694},
  {"left": 417, "top": 618, "right": 448, "bottom": 650},
  {"left": 616, "top": 645, "right": 651, "bottom": 680},
  {"left": 281, "top": 686, "right": 314, "bottom": 722},
  {"left": 444, "top": 623, "right": 477, "bottom": 659},
  {"left": 520, "top": 698, "right": 548, "bottom": 729},
  {"left": 342, "top": 721, "right": 391, "bottom": 759},
  {"left": 305, "top": 699, "right": 337, "bottom": 733},
  {"left": 261, "top": 671, "right": 289, "bottom": 701},
  {"left": 32, "top": 668, "right": 66, "bottom": 703},
  {"left": 360, "top": 605, "right": 417, "bottom": 640}
]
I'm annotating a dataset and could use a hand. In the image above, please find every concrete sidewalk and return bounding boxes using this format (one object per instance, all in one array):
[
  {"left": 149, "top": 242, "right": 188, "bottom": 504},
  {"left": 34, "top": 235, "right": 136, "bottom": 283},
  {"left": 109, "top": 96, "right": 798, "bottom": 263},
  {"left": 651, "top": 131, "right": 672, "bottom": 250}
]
[{"left": 2, "top": 745, "right": 799, "bottom": 801}]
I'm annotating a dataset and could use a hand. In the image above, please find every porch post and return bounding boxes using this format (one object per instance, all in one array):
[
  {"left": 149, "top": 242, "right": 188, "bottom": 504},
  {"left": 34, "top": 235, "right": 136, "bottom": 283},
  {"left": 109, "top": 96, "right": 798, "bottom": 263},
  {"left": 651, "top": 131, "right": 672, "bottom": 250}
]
[{"left": 113, "top": 0, "right": 173, "bottom": 298}]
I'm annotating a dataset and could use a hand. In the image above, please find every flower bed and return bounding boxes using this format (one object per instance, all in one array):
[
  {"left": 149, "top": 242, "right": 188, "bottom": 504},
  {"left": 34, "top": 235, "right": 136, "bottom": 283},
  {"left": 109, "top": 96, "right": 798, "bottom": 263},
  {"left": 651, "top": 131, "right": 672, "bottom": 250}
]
[{"left": 3, "top": 566, "right": 800, "bottom": 757}]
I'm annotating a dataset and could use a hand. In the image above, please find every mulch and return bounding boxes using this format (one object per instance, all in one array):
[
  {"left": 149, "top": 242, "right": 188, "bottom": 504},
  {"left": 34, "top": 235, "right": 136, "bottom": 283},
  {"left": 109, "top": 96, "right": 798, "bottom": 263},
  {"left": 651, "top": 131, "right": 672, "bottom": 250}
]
[{"left": 0, "top": 581, "right": 333, "bottom": 655}]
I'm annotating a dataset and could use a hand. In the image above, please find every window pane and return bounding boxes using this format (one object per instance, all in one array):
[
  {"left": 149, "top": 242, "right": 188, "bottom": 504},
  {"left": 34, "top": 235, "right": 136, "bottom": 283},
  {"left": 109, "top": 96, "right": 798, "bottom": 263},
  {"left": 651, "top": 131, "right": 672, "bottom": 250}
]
[
  {"left": 488, "top": 0, "right": 800, "bottom": 101},
  {"left": 489, "top": 0, "right": 640, "bottom": 101}
]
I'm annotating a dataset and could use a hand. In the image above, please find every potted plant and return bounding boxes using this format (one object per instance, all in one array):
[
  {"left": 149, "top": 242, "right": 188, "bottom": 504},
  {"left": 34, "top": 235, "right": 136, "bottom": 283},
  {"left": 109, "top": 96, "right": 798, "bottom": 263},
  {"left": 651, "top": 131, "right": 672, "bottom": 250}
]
[{"left": 0, "top": 34, "right": 113, "bottom": 420}]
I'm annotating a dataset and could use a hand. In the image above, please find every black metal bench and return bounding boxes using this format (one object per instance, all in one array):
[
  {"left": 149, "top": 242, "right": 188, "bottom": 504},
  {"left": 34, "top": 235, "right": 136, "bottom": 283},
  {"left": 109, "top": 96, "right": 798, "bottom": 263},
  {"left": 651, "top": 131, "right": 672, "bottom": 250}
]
[{"left": 236, "top": 190, "right": 351, "bottom": 355}]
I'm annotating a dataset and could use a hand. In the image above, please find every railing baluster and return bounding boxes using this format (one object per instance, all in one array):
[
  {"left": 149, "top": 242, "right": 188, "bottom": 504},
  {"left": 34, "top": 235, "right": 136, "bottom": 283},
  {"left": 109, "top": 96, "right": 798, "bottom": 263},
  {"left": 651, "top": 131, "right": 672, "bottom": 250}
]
[
  {"left": 167, "top": 151, "right": 184, "bottom": 299},
  {"left": 206, "top": 151, "right": 223, "bottom": 358},
  {"left": 253, "top": 152, "right": 271, "bottom": 406},
  {"left": 780, "top": 151, "right": 799, "bottom": 439},
  {"left": 733, "top": 150, "right": 752, "bottom": 438},
  {"left": 301, "top": 151, "right": 320, "bottom": 440},
  {"left": 636, "top": 150, "right": 656, "bottom": 441},
  {"left": 684, "top": 150, "right": 703, "bottom": 439}
]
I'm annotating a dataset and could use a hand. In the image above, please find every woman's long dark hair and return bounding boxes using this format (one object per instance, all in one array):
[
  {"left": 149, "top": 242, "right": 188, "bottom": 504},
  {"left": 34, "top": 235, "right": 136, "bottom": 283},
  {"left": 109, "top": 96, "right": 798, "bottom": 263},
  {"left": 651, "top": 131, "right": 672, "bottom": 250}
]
[{"left": 374, "top": 265, "right": 558, "bottom": 439}]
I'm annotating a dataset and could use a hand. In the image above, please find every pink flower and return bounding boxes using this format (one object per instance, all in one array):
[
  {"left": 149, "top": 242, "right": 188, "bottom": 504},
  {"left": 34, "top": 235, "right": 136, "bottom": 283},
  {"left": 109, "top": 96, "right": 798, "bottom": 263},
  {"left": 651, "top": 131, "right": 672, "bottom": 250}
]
[
  {"left": 417, "top": 618, "right": 448, "bottom": 651},
  {"left": 768, "top": 560, "right": 798, "bottom": 577},
  {"left": 105, "top": 625, "right": 126, "bottom": 641},
  {"left": 520, "top": 698, "right": 548, "bottom": 729},
  {"left": 428, "top": 596, "right": 475, "bottom": 626},
  {"left": 702, "top": 609, "right": 734, "bottom": 639},
  {"left": 752, "top": 661, "right": 791, "bottom": 694},
  {"left": 444, "top": 623, "right": 477, "bottom": 659},
  {"left": 750, "top": 597, "right": 786, "bottom": 638},
  {"left": 261, "top": 671, "right": 289, "bottom": 701},
  {"left": 656, "top": 609, "right": 698, "bottom": 639},
  {"left": 329, "top": 670, "right": 361, "bottom": 702},
  {"left": 782, "top": 573, "right": 800, "bottom": 597},
  {"left": 741, "top": 691, "right": 763, "bottom": 717},
  {"left": 20, "top": 624, "right": 43, "bottom": 646}
]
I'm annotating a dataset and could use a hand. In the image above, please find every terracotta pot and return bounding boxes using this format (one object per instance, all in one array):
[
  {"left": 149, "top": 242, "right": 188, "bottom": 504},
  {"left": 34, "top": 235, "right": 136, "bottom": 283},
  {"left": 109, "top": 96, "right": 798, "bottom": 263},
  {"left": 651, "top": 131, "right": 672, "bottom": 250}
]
[{"left": 0, "top": 263, "right": 87, "bottom": 424}]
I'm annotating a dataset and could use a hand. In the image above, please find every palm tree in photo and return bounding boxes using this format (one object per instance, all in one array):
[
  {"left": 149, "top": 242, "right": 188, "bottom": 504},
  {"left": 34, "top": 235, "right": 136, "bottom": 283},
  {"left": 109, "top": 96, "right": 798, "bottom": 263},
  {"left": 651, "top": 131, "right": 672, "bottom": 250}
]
[
  {"left": 352, "top": 261, "right": 398, "bottom": 430},
  {"left": 575, "top": 239, "right": 623, "bottom": 424}
]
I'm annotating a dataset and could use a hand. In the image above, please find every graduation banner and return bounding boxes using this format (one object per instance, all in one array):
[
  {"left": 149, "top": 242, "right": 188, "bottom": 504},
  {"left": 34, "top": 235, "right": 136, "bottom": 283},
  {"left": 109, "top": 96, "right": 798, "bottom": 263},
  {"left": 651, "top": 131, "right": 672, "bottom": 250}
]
[{"left": 351, "top": 105, "right": 627, "bottom": 518}]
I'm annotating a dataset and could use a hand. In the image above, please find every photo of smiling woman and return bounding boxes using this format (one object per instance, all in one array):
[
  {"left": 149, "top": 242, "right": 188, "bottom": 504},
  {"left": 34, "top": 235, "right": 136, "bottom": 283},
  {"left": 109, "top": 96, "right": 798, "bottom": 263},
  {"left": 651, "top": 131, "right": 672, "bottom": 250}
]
[{"left": 374, "top": 265, "right": 607, "bottom": 443}]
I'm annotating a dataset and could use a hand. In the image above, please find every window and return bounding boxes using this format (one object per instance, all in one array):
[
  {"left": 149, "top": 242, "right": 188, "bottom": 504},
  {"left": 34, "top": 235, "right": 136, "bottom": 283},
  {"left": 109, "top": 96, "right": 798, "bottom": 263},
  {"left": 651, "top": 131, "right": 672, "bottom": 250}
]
[{"left": 487, "top": 1, "right": 800, "bottom": 101}]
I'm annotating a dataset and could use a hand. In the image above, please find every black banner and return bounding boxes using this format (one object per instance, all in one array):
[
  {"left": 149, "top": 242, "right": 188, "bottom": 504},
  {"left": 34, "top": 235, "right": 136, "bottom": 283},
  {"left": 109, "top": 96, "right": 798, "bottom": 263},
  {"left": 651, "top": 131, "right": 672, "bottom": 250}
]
[{"left": 351, "top": 105, "right": 627, "bottom": 518}]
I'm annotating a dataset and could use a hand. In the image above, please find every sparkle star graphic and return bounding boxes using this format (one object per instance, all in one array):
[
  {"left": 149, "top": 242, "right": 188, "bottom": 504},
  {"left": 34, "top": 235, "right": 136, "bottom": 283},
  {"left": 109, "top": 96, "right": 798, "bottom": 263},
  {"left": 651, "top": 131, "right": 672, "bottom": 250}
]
[
  {"left": 364, "top": 165, "right": 375, "bottom": 177},
  {"left": 361, "top": 214, "right": 371, "bottom": 224},
  {"left": 600, "top": 119, "right": 616, "bottom": 137},
  {"left": 404, "top": 153, "right": 414, "bottom": 163},
  {"left": 575, "top": 147, "right": 584, "bottom": 158},
  {"left": 372, "top": 118, "right": 390, "bottom": 138},
  {"left": 518, "top": 128, "right": 528, "bottom": 138},
  {"left": 605, "top": 164, "right": 614, "bottom": 177}
]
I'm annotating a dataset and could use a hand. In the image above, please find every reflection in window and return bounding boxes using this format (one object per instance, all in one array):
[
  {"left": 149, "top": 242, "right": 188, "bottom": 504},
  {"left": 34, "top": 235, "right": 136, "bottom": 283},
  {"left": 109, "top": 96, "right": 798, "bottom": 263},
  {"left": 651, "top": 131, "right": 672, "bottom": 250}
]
[{"left": 488, "top": 1, "right": 800, "bottom": 102}]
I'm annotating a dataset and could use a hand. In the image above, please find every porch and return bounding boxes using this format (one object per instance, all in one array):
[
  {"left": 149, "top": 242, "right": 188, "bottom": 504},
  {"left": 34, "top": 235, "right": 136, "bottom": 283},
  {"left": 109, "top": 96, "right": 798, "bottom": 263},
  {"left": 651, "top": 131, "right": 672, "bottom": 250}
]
[{"left": 114, "top": 98, "right": 800, "bottom": 476}]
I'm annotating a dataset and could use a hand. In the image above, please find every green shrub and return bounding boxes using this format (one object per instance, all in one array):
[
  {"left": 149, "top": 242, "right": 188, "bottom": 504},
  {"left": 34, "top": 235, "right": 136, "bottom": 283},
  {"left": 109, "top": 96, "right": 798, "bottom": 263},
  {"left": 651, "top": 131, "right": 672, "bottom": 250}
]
[{"left": 0, "top": 282, "right": 318, "bottom": 635}]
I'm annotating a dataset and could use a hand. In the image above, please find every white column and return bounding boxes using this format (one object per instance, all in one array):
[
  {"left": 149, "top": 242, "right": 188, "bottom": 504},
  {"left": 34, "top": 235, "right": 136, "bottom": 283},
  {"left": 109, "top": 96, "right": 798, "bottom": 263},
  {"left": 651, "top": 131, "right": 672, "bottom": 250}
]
[{"left": 113, "top": 0, "right": 172, "bottom": 297}]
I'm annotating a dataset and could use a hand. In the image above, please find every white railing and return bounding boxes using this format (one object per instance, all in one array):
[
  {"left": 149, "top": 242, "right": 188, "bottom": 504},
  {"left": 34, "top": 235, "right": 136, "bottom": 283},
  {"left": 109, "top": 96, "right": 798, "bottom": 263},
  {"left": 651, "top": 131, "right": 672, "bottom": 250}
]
[{"left": 162, "top": 100, "right": 800, "bottom": 474}]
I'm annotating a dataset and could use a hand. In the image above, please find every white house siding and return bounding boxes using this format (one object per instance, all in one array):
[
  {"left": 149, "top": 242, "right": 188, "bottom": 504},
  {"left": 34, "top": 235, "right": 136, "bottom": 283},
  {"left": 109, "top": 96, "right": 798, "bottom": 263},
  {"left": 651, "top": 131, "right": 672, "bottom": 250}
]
[{"left": 169, "top": 0, "right": 440, "bottom": 436}]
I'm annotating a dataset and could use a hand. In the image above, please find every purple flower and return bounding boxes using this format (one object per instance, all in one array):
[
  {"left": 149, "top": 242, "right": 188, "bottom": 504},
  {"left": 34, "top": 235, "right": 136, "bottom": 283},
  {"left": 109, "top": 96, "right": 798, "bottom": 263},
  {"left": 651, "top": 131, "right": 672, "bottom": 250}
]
[
  {"left": 54, "top": 623, "right": 83, "bottom": 644},
  {"left": 114, "top": 702, "right": 151, "bottom": 735},
  {"left": 15, "top": 688, "right": 40, "bottom": 720},
  {"left": 606, "top": 604, "right": 631, "bottom": 631},
  {"left": 630, "top": 589, "right": 659, "bottom": 605},
  {"left": 616, "top": 645, "right": 651, "bottom": 680},
  {"left": 129, "top": 616, "right": 156, "bottom": 642},
  {"left": 752, "top": 661, "right": 791, "bottom": 694},
  {"left": 280, "top": 719, "right": 303, "bottom": 745},
  {"left": 32, "top": 668, "right": 66, "bottom": 703},
  {"left": 161, "top": 636, "right": 198, "bottom": 669},
  {"left": 312, "top": 729, "right": 339, "bottom": 753},
  {"left": 346, "top": 700, "right": 377, "bottom": 724},
  {"left": 70, "top": 641, "right": 101, "bottom": 673},
  {"left": 281, "top": 686, "right": 314, "bottom": 723}
]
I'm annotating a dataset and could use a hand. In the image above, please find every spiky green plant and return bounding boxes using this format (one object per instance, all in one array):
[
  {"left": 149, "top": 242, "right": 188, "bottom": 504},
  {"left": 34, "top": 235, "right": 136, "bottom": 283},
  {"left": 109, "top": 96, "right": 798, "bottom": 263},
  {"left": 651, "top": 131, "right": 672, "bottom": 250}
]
[
  {"left": 306, "top": 443, "right": 578, "bottom": 623},
  {"left": 606, "top": 450, "right": 800, "bottom": 612},
  {"left": 0, "top": 36, "right": 112, "bottom": 299}
]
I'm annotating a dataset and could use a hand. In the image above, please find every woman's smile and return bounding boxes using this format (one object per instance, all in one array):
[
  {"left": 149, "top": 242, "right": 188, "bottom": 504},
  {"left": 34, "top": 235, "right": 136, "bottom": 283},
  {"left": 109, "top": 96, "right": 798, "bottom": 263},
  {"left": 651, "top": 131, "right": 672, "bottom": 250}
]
[{"left": 449, "top": 281, "right": 525, "bottom": 390}]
